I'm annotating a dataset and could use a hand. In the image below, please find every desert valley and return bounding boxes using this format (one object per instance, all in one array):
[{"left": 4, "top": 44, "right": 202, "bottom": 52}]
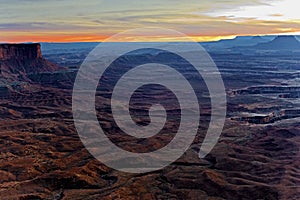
[{"left": 0, "top": 36, "right": 299, "bottom": 199}]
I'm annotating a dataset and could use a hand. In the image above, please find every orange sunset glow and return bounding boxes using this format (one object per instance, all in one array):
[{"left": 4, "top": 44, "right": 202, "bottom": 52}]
[{"left": 0, "top": 0, "right": 299, "bottom": 42}]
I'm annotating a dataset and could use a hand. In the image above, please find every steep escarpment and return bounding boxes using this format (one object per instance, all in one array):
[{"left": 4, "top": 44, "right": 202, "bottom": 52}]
[
  {"left": 0, "top": 43, "right": 42, "bottom": 60},
  {"left": 0, "top": 43, "right": 60, "bottom": 82}
]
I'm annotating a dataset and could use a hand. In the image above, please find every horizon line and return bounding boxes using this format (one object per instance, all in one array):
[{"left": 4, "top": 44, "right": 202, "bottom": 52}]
[{"left": 1, "top": 34, "right": 299, "bottom": 44}]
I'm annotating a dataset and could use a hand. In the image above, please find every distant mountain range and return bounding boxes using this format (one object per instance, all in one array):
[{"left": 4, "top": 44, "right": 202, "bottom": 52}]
[
  {"left": 201, "top": 35, "right": 300, "bottom": 52},
  {"left": 2, "top": 35, "right": 297, "bottom": 58},
  {"left": 200, "top": 35, "right": 275, "bottom": 50},
  {"left": 252, "top": 35, "right": 300, "bottom": 50}
]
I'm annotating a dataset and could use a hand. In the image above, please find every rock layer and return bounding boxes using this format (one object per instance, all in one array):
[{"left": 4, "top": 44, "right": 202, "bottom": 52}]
[
  {"left": 0, "top": 43, "right": 61, "bottom": 82},
  {"left": 0, "top": 43, "right": 42, "bottom": 60}
]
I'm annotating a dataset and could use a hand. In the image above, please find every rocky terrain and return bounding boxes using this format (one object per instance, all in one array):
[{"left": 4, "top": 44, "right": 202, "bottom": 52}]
[
  {"left": 0, "top": 44, "right": 60, "bottom": 82},
  {"left": 0, "top": 42, "right": 299, "bottom": 199}
]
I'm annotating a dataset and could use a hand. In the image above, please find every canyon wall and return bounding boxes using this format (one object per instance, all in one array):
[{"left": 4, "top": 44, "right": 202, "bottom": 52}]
[{"left": 0, "top": 43, "right": 42, "bottom": 60}]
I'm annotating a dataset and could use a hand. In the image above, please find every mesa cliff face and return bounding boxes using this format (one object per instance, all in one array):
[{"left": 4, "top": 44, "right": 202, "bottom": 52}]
[
  {"left": 0, "top": 43, "right": 42, "bottom": 60},
  {"left": 0, "top": 43, "right": 60, "bottom": 82}
]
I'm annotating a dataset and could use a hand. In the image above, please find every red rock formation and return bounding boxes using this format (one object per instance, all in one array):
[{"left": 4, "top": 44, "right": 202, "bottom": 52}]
[
  {"left": 0, "top": 43, "right": 61, "bottom": 82},
  {"left": 0, "top": 43, "right": 42, "bottom": 60}
]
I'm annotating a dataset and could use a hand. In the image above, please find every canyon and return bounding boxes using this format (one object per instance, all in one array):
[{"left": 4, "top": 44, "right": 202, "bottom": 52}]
[{"left": 0, "top": 41, "right": 299, "bottom": 199}]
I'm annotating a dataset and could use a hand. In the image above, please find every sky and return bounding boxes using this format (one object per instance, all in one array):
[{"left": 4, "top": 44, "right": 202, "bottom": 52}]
[{"left": 0, "top": 0, "right": 299, "bottom": 42}]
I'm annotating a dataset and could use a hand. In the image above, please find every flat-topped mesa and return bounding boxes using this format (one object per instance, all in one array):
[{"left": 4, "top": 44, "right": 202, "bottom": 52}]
[
  {"left": 0, "top": 43, "right": 42, "bottom": 60},
  {"left": 0, "top": 43, "right": 62, "bottom": 83}
]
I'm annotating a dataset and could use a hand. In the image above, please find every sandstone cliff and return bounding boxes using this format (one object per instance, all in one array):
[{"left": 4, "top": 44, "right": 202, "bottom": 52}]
[
  {"left": 0, "top": 43, "right": 42, "bottom": 60},
  {"left": 0, "top": 43, "right": 60, "bottom": 82}
]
